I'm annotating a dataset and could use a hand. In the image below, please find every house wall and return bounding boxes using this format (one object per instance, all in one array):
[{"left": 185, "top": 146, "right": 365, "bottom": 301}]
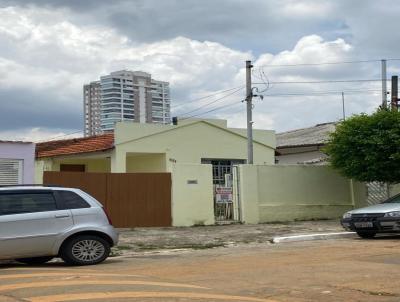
[
  {"left": 126, "top": 153, "right": 167, "bottom": 172},
  {"left": 276, "top": 145, "right": 328, "bottom": 165},
  {"left": 52, "top": 158, "right": 111, "bottom": 172},
  {"left": 114, "top": 121, "right": 275, "bottom": 173},
  {"left": 239, "top": 165, "right": 367, "bottom": 224},
  {"left": 171, "top": 163, "right": 214, "bottom": 226},
  {"left": 0, "top": 142, "right": 35, "bottom": 184},
  {"left": 35, "top": 157, "right": 110, "bottom": 184},
  {"left": 277, "top": 150, "right": 328, "bottom": 165}
]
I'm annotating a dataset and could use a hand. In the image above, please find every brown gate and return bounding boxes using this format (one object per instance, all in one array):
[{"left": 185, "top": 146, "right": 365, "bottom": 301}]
[{"left": 43, "top": 172, "right": 172, "bottom": 228}]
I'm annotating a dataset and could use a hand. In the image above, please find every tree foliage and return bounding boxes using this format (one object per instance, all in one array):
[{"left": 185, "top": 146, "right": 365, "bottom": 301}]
[{"left": 325, "top": 109, "right": 400, "bottom": 183}]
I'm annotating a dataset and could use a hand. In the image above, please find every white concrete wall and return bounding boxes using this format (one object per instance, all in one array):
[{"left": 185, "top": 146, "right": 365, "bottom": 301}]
[
  {"left": 171, "top": 163, "right": 214, "bottom": 226},
  {"left": 239, "top": 165, "right": 367, "bottom": 223}
]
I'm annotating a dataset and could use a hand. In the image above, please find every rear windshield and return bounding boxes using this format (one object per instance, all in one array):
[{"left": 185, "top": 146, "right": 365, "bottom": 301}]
[{"left": 383, "top": 194, "right": 400, "bottom": 203}]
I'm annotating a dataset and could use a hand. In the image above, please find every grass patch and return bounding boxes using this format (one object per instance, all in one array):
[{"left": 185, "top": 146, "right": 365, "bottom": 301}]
[
  {"left": 133, "top": 242, "right": 226, "bottom": 251},
  {"left": 175, "top": 242, "right": 226, "bottom": 250},
  {"left": 115, "top": 245, "right": 133, "bottom": 250},
  {"left": 109, "top": 248, "right": 122, "bottom": 257}
]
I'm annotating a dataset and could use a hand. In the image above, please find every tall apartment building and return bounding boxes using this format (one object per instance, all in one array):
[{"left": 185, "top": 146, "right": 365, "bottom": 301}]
[
  {"left": 84, "top": 70, "right": 171, "bottom": 136},
  {"left": 83, "top": 81, "right": 101, "bottom": 137}
]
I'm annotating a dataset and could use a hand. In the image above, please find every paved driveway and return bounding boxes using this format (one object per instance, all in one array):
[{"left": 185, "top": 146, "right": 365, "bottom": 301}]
[{"left": 1, "top": 235, "right": 400, "bottom": 301}]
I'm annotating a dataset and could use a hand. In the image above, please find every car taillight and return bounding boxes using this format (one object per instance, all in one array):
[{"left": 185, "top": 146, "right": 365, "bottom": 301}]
[{"left": 102, "top": 207, "right": 113, "bottom": 225}]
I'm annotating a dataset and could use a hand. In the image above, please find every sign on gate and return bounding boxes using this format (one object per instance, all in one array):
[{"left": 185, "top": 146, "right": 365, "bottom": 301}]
[{"left": 215, "top": 187, "right": 233, "bottom": 203}]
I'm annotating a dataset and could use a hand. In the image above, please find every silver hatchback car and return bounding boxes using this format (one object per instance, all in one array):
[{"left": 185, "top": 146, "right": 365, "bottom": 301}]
[
  {"left": 341, "top": 193, "right": 400, "bottom": 238},
  {"left": 0, "top": 186, "right": 118, "bottom": 265}
]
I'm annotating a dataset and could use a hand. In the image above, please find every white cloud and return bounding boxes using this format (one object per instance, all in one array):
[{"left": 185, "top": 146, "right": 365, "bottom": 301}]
[{"left": 0, "top": 4, "right": 387, "bottom": 141}]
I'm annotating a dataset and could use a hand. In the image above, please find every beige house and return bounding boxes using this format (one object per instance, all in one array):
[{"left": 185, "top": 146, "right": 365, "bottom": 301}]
[
  {"left": 36, "top": 118, "right": 276, "bottom": 178},
  {"left": 35, "top": 119, "right": 368, "bottom": 226},
  {"left": 276, "top": 122, "right": 336, "bottom": 165},
  {"left": 35, "top": 119, "right": 276, "bottom": 226}
]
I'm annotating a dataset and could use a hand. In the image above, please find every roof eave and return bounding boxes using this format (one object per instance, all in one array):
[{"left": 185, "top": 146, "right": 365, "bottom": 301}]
[
  {"left": 36, "top": 147, "right": 114, "bottom": 159},
  {"left": 277, "top": 143, "right": 326, "bottom": 149}
]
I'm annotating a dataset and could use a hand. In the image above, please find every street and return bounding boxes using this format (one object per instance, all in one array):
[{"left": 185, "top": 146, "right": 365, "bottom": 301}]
[{"left": 1, "top": 236, "right": 400, "bottom": 301}]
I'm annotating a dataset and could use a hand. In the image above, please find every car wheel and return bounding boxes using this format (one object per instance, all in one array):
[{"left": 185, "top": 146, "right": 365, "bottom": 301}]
[
  {"left": 356, "top": 231, "right": 377, "bottom": 239},
  {"left": 60, "top": 235, "right": 110, "bottom": 266},
  {"left": 16, "top": 256, "right": 54, "bottom": 265}
]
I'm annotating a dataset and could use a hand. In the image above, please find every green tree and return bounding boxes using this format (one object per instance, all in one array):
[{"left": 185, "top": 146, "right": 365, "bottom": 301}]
[{"left": 325, "top": 109, "right": 400, "bottom": 183}]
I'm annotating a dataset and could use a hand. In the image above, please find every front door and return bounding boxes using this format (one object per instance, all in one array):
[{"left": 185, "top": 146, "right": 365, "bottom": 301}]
[{"left": 0, "top": 191, "right": 74, "bottom": 258}]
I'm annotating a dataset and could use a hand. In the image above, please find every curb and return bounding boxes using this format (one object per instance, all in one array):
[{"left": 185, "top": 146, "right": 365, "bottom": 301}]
[{"left": 271, "top": 232, "right": 356, "bottom": 244}]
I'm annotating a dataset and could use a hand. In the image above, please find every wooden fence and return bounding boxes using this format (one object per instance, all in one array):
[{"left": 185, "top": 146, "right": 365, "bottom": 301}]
[{"left": 43, "top": 172, "right": 172, "bottom": 228}]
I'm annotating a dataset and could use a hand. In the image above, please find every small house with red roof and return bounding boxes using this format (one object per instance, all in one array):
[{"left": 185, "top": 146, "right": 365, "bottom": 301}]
[
  {"left": 35, "top": 119, "right": 276, "bottom": 226},
  {"left": 35, "top": 119, "right": 276, "bottom": 181}
]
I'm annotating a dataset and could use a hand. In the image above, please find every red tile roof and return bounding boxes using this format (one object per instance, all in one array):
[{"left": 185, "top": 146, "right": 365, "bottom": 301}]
[{"left": 36, "top": 133, "right": 114, "bottom": 158}]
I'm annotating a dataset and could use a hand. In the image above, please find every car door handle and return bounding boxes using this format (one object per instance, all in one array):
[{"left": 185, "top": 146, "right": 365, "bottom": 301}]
[{"left": 55, "top": 214, "right": 70, "bottom": 218}]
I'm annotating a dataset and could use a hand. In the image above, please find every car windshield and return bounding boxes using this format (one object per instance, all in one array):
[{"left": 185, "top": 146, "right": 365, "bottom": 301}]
[{"left": 383, "top": 195, "right": 400, "bottom": 203}]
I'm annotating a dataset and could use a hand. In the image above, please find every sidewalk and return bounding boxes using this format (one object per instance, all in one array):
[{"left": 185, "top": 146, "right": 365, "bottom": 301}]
[{"left": 114, "top": 219, "right": 344, "bottom": 256}]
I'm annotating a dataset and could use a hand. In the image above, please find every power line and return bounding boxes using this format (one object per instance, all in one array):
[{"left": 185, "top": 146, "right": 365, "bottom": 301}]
[
  {"left": 130, "top": 86, "right": 244, "bottom": 122},
  {"left": 181, "top": 89, "right": 382, "bottom": 120},
  {"left": 177, "top": 89, "right": 382, "bottom": 121},
  {"left": 255, "top": 58, "right": 400, "bottom": 68},
  {"left": 170, "top": 86, "right": 244, "bottom": 110},
  {"left": 261, "top": 89, "right": 381, "bottom": 98},
  {"left": 180, "top": 99, "right": 243, "bottom": 120},
  {"left": 37, "top": 130, "right": 83, "bottom": 143},
  {"left": 174, "top": 87, "right": 244, "bottom": 116},
  {"left": 253, "top": 79, "right": 389, "bottom": 85},
  {"left": 178, "top": 89, "right": 382, "bottom": 120}
]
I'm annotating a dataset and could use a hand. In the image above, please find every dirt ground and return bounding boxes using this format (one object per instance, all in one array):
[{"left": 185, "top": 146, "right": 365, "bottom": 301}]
[
  {"left": 2, "top": 235, "right": 400, "bottom": 301},
  {"left": 113, "top": 220, "right": 343, "bottom": 256}
]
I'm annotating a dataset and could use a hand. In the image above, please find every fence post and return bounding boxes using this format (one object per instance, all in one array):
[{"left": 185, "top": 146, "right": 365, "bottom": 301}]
[{"left": 349, "top": 179, "right": 355, "bottom": 208}]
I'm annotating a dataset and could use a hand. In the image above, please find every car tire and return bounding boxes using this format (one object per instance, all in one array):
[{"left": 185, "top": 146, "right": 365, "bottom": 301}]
[
  {"left": 356, "top": 231, "right": 377, "bottom": 239},
  {"left": 60, "top": 235, "right": 110, "bottom": 266},
  {"left": 16, "top": 256, "right": 54, "bottom": 265}
]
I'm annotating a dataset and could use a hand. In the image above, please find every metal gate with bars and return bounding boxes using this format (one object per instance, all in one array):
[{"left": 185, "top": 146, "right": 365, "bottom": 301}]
[
  {"left": 366, "top": 182, "right": 389, "bottom": 205},
  {"left": 202, "top": 159, "right": 244, "bottom": 223}
]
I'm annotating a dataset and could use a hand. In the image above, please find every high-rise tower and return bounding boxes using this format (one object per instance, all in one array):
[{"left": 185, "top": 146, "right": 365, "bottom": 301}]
[{"left": 84, "top": 70, "right": 171, "bottom": 136}]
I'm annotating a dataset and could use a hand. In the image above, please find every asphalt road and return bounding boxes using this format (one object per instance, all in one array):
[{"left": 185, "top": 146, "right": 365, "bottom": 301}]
[{"left": 1, "top": 236, "right": 400, "bottom": 301}]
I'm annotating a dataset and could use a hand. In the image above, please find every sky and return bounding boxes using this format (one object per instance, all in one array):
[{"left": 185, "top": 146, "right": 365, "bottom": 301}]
[{"left": 0, "top": 0, "right": 400, "bottom": 142}]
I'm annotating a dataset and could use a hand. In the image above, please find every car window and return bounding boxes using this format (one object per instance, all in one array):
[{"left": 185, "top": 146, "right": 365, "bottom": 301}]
[
  {"left": 383, "top": 194, "right": 400, "bottom": 203},
  {"left": 0, "top": 193, "right": 57, "bottom": 216},
  {"left": 58, "top": 191, "right": 90, "bottom": 209}
]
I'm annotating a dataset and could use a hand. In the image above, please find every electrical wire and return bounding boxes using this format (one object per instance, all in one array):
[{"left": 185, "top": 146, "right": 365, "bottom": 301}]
[
  {"left": 252, "top": 68, "right": 270, "bottom": 93},
  {"left": 37, "top": 130, "right": 83, "bottom": 143},
  {"left": 253, "top": 79, "right": 388, "bottom": 85},
  {"left": 130, "top": 85, "right": 245, "bottom": 122},
  {"left": 170, "top": 86, "right": 244, "bottom": 110},
  {"left": 173, "top": 87, "right": 244, "bottom": 116},
  {"left": 180, "top": 100, "right": 243, "bottom": 120},
  {"left": 260, "top": 90, "right": 381, "bottom": 98},
  {"left": 255, "top": 58, "right": 400, "bottom": 68}
]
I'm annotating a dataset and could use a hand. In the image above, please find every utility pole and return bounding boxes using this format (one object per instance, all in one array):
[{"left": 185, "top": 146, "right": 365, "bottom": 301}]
[
  {"left": 382, "top": 59, "right": 387, "bottom": 109},
  {"left": 245, "top": 60, "right": 254, "bottom": 164},
  {"left": 391, "top": 75, "right": 398, "bottom": 111},
  {"left": 341, "top": 92, "right": 346, "bottom": 120}
]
